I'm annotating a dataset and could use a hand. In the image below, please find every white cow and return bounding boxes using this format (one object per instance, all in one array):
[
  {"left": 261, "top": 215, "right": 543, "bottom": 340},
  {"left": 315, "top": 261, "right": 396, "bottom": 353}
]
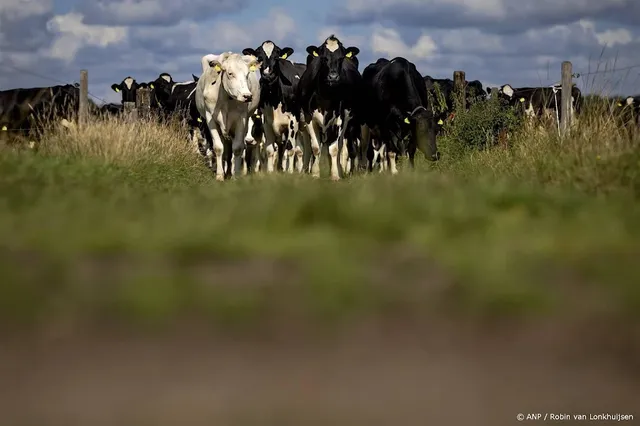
[{"left": 195, "top": 52, "right": 261, "bottom": 181}]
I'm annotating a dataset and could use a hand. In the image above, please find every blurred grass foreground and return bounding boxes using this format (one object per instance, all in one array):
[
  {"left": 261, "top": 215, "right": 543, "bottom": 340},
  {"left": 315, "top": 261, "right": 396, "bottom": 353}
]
[{"left": 1, "top": 96, "right": 640, "bottom": 333}]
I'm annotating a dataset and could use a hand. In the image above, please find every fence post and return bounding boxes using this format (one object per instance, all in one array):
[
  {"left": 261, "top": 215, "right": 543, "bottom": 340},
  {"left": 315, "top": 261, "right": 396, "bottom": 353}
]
[
  {"left": 136, "top": 88, "right": 151, "bottom": 119},
  {"left": 453, "top": 70, "right": 466, "bottom": 111},
  {"left": 79, "top": 69, "right": 88, "bottom": 127},
  {"left": 560, "top": 61, "right": 572, "bottom": 135}
]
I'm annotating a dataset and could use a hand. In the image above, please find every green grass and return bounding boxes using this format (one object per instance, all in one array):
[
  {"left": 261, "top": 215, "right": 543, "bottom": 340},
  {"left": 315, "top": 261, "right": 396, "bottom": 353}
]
[{"left": 1, "top": 105, "right": 639, "bottom": 332}]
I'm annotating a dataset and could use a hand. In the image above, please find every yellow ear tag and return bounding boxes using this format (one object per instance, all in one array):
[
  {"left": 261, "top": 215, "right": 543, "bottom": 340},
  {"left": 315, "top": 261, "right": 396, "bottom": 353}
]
[
  {"left": 346, "top": 52, "right": 352, "bottom": 58},
  {"left": 312, "top": 51, "right": 318, "bottom": 57},
  {"left": 1, "top": 126, "right": 7, "bottom": 131},
  {"left": 404, "top": 117, "right": 410, "bottom": 124},
  {"left": 519, "top": 97, "right": 525, "bottom": 102},
  {"left": 280, "top": 53, "right": 288, "bottom": 59},
  {"left": 114, "top": 87, "right": 120, "bottom": 92},
  {"left": 437, "top": 119, "right": 443, "bottom": 125},
  {"left": 214, "top": 64, "right": 221, "bottom": 72},
  {"left": 617, "top": 102, "right": 622, "bottom": 107},
  {"left": 150, "top": 84, "right": 154, "bottom": 89},
  {"left": 197, "top": 117, "right": 202, "bottom": 122},
  {"left": 255, "top": 114, "right": 260, "bottom": 118},
  {"left": 249, "top": 64, "right": 257, "bottom": 72}
]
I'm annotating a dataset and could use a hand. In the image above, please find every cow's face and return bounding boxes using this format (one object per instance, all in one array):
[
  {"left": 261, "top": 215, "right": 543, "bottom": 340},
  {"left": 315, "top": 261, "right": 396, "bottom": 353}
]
[
  {"left": 211, "top": 53, "right": 261, "bottom": 103},
  {"left": 147, "top": 73, "right": 173, "bottom": 105},
  {"left": 110, "top": 77, "right": 141, "bottom": 103},
  {"left": 306, "top": 36, "right": 359, "bottom": 87},
  {"left": 245, "top": 110, "right": 264, "bottom": 144},
  {"left": 242, "top": 41, "right": 294, "bottom": 86}
]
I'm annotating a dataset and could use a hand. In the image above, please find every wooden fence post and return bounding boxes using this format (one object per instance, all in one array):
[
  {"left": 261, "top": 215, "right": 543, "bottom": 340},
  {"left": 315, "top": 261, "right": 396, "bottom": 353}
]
[
  {"left": 560, "top": 61, "right": 572, "bottom": 135},
  {"left": 79, "top": 69, "right": 88, "bottom": 127},
  {"left": 136, "top": 88, "right": 151, "bottom": 119},
  {"left": 453, "top": 70, "right": 466, "bottom": 111}
]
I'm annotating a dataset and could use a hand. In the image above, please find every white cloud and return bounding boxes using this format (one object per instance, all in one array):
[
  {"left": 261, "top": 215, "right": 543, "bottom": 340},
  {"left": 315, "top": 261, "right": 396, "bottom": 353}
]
[
  {"left": 594, "top": 28, "right": 633, "bottom": 47},
  {"left": 371, "top": 26, "right": 437, "bottom": 60},
  {"left": 0, "top": 0, "right": 51, "bottom": 20},
  {"left": 45, "top": 13, "right": 128, "bottom": 62}
]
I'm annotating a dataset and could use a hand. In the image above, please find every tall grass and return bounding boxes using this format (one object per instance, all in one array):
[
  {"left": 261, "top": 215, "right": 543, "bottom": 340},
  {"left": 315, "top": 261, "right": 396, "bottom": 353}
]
[{"left": 1, "top": 99, "right": 639, "bottom": 331}]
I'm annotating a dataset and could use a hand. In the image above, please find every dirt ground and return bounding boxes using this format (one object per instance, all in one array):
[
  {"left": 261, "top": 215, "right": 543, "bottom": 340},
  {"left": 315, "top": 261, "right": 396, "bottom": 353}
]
[{"left": 1, "top": 319, "right": 639, "bottom": 426}]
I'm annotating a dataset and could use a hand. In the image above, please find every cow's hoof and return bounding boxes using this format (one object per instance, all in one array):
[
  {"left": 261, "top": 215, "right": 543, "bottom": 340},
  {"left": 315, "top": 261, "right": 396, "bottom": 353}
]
[
  {"left": 331, "top": 175, "right": 340, "bottom": 181},
  {"left": 215, "top": 175, "right": 224, "bottom": 182},
  {"left": 312, "top": 174, "right": 320, "bottom": 179}
]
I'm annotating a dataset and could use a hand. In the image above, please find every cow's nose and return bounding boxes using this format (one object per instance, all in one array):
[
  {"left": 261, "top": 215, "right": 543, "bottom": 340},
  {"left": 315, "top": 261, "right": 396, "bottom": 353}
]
[
  {"left": 328, "top": 72, "right": 339, "bottom": 81},
  {"left": 243, "top": 94, "right": 253, "bottom": 103}
]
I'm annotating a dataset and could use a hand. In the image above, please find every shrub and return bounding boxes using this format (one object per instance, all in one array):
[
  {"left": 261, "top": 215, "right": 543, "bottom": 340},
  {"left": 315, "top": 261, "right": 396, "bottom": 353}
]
[{"left": 445, "top": 96, "right": 523, "bottom": 150}]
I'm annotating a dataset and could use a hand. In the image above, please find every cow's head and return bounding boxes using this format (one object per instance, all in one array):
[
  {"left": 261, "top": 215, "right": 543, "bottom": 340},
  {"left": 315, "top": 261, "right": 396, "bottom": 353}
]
[
  {"left": 207, "top": 53, "right": 261, "bottom": 103},
  {"left": 306, "top": 35, "right": 359, "bottom": 87},
  {"left": 242, "top": 41, "right": 294, "bottom": 86},
  {"left": 146, "top": 73, "right": 174, "bottom": 106},
  {"left": 110, "top": 76, "right": 143, "bottom": 103},
  {"left": 465, "top": 80, "right": 487, "bottom": 105},
  {"left": 245, "top": 110, "right": 264, "bottom": 145}
]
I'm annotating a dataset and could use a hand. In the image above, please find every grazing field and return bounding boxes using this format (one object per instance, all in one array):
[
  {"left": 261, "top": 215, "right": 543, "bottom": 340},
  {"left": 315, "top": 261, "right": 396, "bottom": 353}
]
[{"left": 1, "top": 99, "right": 639, "bottom": 424}]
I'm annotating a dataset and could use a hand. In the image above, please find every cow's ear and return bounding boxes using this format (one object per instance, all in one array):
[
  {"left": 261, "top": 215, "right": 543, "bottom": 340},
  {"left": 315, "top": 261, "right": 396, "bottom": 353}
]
[
  {"left": 111, "top": 83, "right": 121, "bottom": 93},
  {"left": 306, "top": 45, "right": 319, "bottom": 57},
  {"left": 192, "top": 74, "right": 199, "bottom": 82},
  {"left": 242, "top": 48, "right": 257, "bottom": 56},
  {"left": 280, "top": 47, "right": 294, "bottom": 60},
  {"left": 345, "top": 46, "right": 360, "bottom": 58},
  {"left": 209, "top": 60, "right": 223, "bottom": 72}
]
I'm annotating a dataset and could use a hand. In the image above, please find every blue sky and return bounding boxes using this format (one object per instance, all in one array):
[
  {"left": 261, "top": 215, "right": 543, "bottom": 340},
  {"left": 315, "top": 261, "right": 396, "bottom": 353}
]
[{"left": 1, "top": 0, "right": 639, "bottom": 105}]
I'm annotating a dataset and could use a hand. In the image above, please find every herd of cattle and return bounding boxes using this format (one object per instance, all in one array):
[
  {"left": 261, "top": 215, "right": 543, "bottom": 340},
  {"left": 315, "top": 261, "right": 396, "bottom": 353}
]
[{"left": 2, "top": 35, "right": 639, "bottom": 180}]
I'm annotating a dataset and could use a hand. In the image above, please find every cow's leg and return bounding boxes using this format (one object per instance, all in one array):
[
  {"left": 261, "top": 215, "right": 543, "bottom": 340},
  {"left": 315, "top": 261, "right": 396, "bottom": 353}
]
[
  {"left": 379, "top": 144, "right": 387, "bottom": 172},
  {"left": 209, "top": 125, "right": 225, "bottom": 182},
  {"left": 359, "top": 125, "right": 371, "bottom": 173},
  {"left": 307, "top": 122, "right": 322, "bottom": 178},
  {"left": 232, "top": 120, "right": 247, "bottom": 179},
  {"left": 339, "top": 141, "right": 349, "bottom": 175},
  {"left": 241, "top": 147, "right": 248, "bottom": 176},
  {"left": 262, "top": 107, "right": 278, "bottom": 173}
]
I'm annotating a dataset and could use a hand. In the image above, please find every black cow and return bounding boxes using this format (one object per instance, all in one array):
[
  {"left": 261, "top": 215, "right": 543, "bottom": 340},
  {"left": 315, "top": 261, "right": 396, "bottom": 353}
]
[
  {"left": 360, "top": 57, "right": 439, "bottom": 173},
  {"left": 242, "top": 40, "right": 307, "bottom": 173},
  {"left": 98, "top": 102, "right": 123, "bottom": 116},
  {"left": 423, "top": 76, "right": 487, "bottom": 135},
  {"left": 296, "top": 34, "right": 362, "bottom": 180},
  {"left": 110, "top": 76, "right": 148, "bottom": 104},
  {"left": 495, "top": 83, "right": 582, "bottom": 124},
  {"left": 0, "top": 84, "right": 79, "bottom": 143}
]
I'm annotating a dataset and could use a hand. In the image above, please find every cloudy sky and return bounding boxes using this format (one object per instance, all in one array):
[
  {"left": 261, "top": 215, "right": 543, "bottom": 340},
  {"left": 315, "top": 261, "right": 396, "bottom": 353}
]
[{"left": 1, "top": 0, "right": 639, "bottom": 104}]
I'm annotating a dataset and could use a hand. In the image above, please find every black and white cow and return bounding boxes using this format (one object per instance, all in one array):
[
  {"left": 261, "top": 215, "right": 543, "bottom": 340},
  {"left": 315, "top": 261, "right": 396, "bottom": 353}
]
[
  {"left": 0, "top": 84, "right": 80, "bottom": 144},
  {"left": 609, "top": 95, "right": 639, "bottom": 129},
  {"left": 145, "top": 72, "right": 209, "bottom": 153},
  {"left": 296, "top": 34, "right": 362, "bottom": 180},
  {"left": 242, "top": 41, "right": 307, "bottom": 173},
  {"left": 110, "top": 76, "right": 148, "bottom": 104},
  {"left": 495, "top": 84, "right": 582, "bottom": 125},
  {"left": 360, "top": 57, "right": 439, "bottom": 174}
]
